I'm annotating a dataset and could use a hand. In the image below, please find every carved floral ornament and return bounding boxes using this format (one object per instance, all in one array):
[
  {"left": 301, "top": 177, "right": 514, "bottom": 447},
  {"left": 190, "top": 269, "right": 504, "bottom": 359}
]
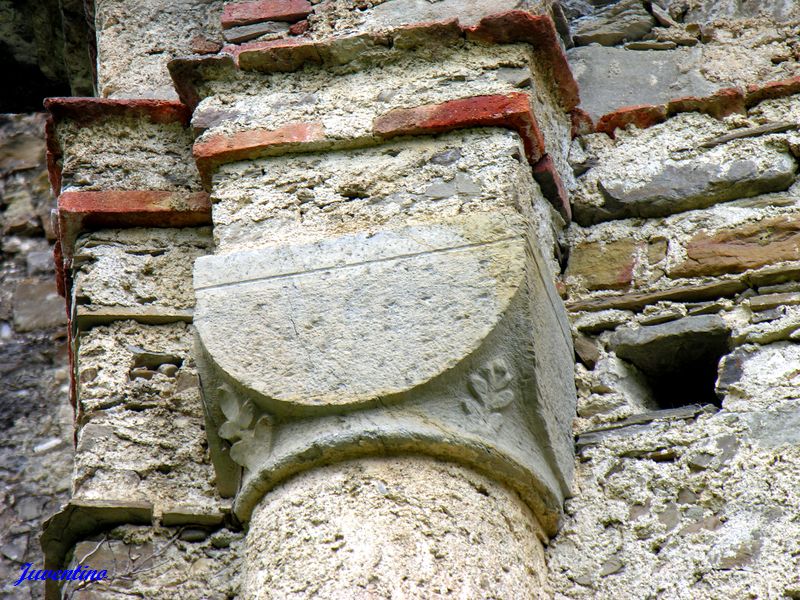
[
  {"left": 465, "top": 358, "right": 515, "bottom": 432},
  {"left": 217, "top": 382, "right": 273, "bottom": 469}
]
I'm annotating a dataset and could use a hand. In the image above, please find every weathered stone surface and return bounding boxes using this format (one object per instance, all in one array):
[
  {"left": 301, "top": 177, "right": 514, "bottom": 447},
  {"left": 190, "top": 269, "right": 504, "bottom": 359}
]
[
  {"left": 59, "top": 524, "right": 243, "bottom": 599},
  {"left": 550, "top": 404, "right": 800, "bottom": 599},
  {"left": 46, "top": 100, "right": 201, "bottom": 196},
  {"left": 667, "top": 0, "right": 800, "bottom": 23},
  {"left": 94, "top": 0, "right": 224, "bottom": 98},
  {"left": 567, "top": 279, "right": 748, "bottom": 312},
  {"left": 12, "top": 280, "right": 66, "bottom": 332},
  {"left": 566, "top": 239, "right": 639, "bottom": 290},
  {"left": 611, "top": 315, "right": 730, "bottom": 376},
  {"left": 745, "top": 409, "right": 800, "bottom": 447},
  {"left": 568, "top": 45, "right": 723, "bottom": 120},
  {"left": 718, "top": 342, "right": 800, "bottom": 413},
  {"left": 195, "top": 222, "right": 528, "bottom": 408},
  {"left": 74, "top": 322, "right": 224, "bottom": 515},
  {"left": 673, "top": 216, "right": 800, "bottom": 279},
  {"left": 572, "top": 0, "right": 654, "bottom": 47},
  {"left": 368, "top": 0, "right": 547, "bottom": 29},
  {"left": 223, "top": 21, "right": 290, "bottom": 43},
  {"left": 73, "top": 228, "right": 213, "bottom": 313},
  {"left": 593, "top": 149, "right": 796, "bottom": 222},
  {"left": 244, "top": 457, "right": 549, "bottom": 599}
]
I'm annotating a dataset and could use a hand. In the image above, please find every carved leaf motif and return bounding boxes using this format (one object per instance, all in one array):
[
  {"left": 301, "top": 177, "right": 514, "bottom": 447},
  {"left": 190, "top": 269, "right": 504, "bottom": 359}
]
[
  {"left": 218, "top": 384, "right": 240, "bottom": 423},
  {"left": 229, "top": 415, "right": 274, "bottom": 468},
  {"left": 218, "top": 421, "right": 240, "bottom": 441},
  {"left": 216, "top": 383, "right": 273, "bottom": 468},
  {"left": 469, "top": 359, "right": 514, "bottom": 411}
]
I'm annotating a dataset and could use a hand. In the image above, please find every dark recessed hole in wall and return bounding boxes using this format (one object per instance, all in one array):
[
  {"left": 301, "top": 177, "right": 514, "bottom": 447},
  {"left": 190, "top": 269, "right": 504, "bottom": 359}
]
[{"left": 610, "top": 315, "right": 731, "bottom": 409}]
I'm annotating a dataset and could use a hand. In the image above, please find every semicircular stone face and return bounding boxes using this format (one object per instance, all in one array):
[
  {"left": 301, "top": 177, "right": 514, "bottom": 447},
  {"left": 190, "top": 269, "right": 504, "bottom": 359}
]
[{"left": 193, "top": 221, "right": 526, "bottom": 409}]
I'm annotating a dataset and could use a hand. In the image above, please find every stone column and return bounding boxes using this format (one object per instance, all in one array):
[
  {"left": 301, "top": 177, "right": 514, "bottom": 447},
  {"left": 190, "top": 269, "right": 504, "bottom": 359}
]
[
  {"left": 243, "top": 456, "right": 550, "bottom": 598},
  {"left": 174, "top": 10, "right": 580, "bottom": 595}
]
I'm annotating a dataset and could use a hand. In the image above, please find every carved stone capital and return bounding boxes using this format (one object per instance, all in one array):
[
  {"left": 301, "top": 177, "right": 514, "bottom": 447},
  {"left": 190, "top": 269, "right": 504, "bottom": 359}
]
[{"left": 194, "top": 209, "right": 576, "bottom": 535}]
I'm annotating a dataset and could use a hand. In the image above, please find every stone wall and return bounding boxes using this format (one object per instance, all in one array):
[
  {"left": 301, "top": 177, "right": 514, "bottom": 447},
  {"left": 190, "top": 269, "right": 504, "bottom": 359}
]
[
  {"left": 0, "top": 115, "right": 72, "bottom": 599},
  {"left": 546, "top": 2, "right": 800, "bottom": 597}
]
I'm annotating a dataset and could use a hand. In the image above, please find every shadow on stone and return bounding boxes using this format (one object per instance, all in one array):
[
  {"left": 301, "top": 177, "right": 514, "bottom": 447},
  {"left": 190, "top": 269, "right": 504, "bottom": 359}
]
[{"left": 610, "top": 315, "right": 731, "bottom": 408}]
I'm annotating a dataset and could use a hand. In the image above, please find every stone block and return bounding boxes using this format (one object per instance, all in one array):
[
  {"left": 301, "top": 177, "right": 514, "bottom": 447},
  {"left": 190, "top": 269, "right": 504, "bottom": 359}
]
[
  {"left": 589, "top": 147, "right": 796, "bottom": 223},
  {"left": 567, "top": 279, "right": 748, "bottom": 313},
  {"left": 568, "top": 45, "right": 724, "bottom": 120},
  {"left": 572, "top": 0, "right": 654, "bottom": 47},
  {"left": 672, "top": 216, "right": 800, "bottom": 279},
  {"left": 566, "top": 239, "right": 639, "bottom": 290},
  {"left": 223, "top": 21, "right": 290, "bottom": 44},
  {"left": 610, "top": 315, "right": 730, "bottom": 383},
  {"left": 222, "top": 0, "right": 312, "bottom": 29},
  {"left": 73, "top": 228, "right": 213, "bottom": 314},
  {"left": 12, "top": 280, "right": 67, "bottom": 332}
]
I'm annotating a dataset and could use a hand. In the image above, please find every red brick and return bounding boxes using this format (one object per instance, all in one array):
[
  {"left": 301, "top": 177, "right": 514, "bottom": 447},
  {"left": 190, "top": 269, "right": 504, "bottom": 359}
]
[
  {"left": 44, "top": 97, "right": 191, "bottom": 128},
  {"left": 595, "top": 104, "right": 667, "bottom": 137},
  {"left": 45, "top": 115, "right": 62, "bottom": 197},
  {"left": 172, "top": 12, "right": 580, "bottom": 115},
  {"left": 745, "top": 75, "right": 800, "bottom": 107},
  {"left": 373, "top": 93, "right": 546, "bottom": 164},
  {"left": 190, "top": 35, "right": 223, "bottom": 54},
  {"left": 667, "top": 87, "right": 745, "bottom": 119},
  {"left": 532, "top": 155, "right": 571, "bottom": 223},
  {"left": 53, "top": 240, "right": 67, "bottom": 298},
  {"left": 54, "top": 190, "right": 211, "bottom": 306},
  {"left": 193, "top": 122, "right": 326, "bottom": 186},
  {"left": 570, "top": 108, "right": 593, "bottom": 138},
  {"left": 231, "top": 37, "right": 323, "bottom": 70},
  {"left": 57, "top": 191, "right": 212, "bottom": 257},
  {"left": 168, "top": 55, "right": 236, "bottom": 110},
  {"left": 288, "top": 19, "right": 309, "bottom": 35},
  {"left": 222, "top": 0, "right": 312, "bottom": 29},
  {"left": 465, "top": 11, "right": 580, "bottom": 112}
]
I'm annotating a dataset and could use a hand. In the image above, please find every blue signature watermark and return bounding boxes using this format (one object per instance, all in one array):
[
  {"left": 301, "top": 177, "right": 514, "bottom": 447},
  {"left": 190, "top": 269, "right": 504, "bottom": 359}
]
[{"left": 14, "top": 563, "right": 107, "bottom": 586}]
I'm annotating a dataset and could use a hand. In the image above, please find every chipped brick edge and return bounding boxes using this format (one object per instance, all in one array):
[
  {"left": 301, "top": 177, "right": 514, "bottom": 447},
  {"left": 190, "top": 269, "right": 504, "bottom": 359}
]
[
  {"left": 193, "top": 122, "right": 326, "bottom": 187},
  {"left": 594, "top": 77, "right": 800, "bottom": 137},
  {"left": 221, "top": 0, "right": 312, "bottom": 29},
  {"left": 168, "top": 11, "right": 580, "bottom": 113},
  {"left": 44, "top": 98, "right": 193, "bottom": 197},
  {"left": 374, "top": 93, "right": 546, "bottom": 164}
]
